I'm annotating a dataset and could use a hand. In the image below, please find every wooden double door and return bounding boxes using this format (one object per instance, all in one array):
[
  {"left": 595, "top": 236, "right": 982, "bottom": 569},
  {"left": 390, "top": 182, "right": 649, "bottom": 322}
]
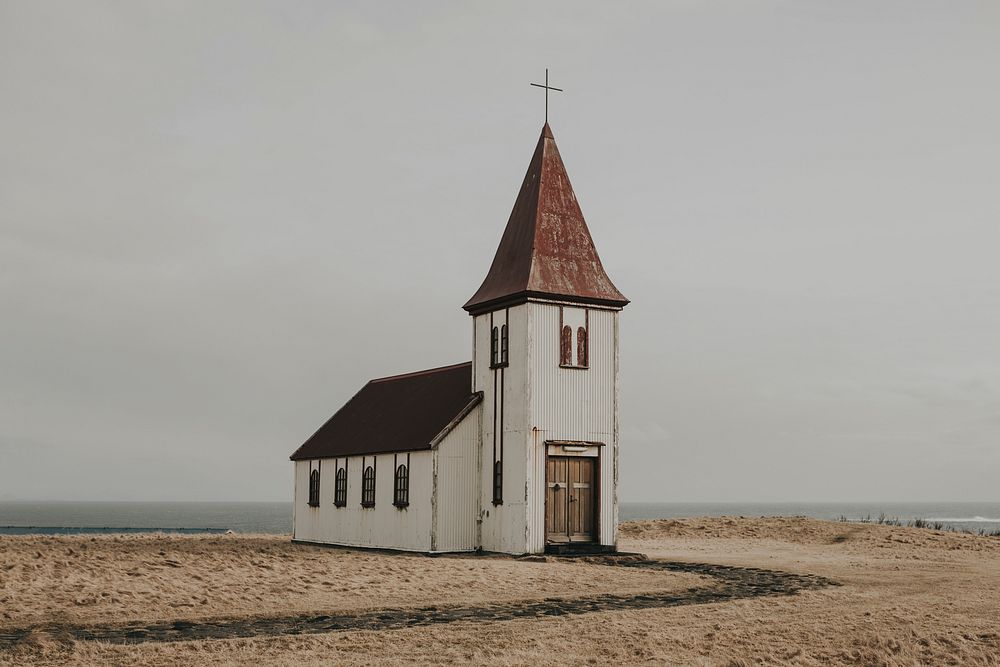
[{"left": 545, "top": 456, "right": 596, "bottom": 543}]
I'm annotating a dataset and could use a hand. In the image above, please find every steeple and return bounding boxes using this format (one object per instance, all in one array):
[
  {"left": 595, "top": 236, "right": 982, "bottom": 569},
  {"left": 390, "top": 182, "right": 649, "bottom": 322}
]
[{"left": 463, "top": 124, "right": 628, "bottom": 314}]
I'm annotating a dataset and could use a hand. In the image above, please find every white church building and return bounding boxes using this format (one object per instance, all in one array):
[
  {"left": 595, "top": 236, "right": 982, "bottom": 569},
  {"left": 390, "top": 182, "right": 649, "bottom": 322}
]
[{"left": 290, "top": 123, "right": 628, "bottom": 555}]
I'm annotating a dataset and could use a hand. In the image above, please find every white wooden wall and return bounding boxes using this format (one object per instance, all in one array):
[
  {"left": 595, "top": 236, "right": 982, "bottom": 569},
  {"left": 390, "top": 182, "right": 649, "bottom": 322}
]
[
  {"left": 525, "top": 302, "right": 619, "bottom": 552},
  {"left": 474, "top": 304, "right": 531, "bottom": 554},
  {"left": 292, "top": 451, "right": 433, "bottom": 552},
  {"left": 291, "top": 406, "right": 481, "bottom": 553},
  {"left": 474, "top": 301, "right": 620, "bottom": 554},
  {"left": 431, "top": 404, "right": 481, "bottom": 552}
]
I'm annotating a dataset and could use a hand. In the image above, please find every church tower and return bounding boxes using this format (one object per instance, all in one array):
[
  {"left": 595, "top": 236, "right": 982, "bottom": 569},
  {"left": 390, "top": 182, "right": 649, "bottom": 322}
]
[{"left": 465, "top": 123, "right": 628, "bottom": 554}]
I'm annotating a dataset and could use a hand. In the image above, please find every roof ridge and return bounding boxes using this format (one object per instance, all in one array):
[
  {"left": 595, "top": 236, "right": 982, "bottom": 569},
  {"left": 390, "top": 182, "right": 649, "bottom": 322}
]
[
  {"left": 526, "top": 125, "right": 547, "bottom": 275},
  {"left": 369, "top": 361, "right": 471, "bottom": 384}
]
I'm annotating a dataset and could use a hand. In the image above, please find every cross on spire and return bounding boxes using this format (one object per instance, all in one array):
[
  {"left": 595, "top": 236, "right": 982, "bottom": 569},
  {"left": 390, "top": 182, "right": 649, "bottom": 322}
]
[{"left": 530, "top": 68, "right": 563, "bottom": 123}]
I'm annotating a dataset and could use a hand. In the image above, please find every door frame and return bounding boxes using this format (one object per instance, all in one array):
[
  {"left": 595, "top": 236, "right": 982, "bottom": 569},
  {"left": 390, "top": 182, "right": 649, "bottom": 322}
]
[{"left": 543, "top": 443, "right": 602, "bottom": 544}]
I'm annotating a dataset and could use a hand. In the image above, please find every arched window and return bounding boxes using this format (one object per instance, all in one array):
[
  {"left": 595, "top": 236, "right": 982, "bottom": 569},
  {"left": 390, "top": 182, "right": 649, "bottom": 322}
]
[
  {"left": 393, "top": 464, "right": 409, "bottom": 507},
  {"left": 492, "top": 460, "right": 503, "bottom": 505},
  {"left": 576, "top": 326, "right": 588, "bottom": 367},
  {"left": 560, "top": 325, "right": 573, "bottom": 366},
  {"left": 334, "top": 467, "right": 347, "bottom": 508},
  {"left": 490, "top": 326, "right": 500, "bottom": 367},
  {"left": 308, "top": 469, "right": 320, "bottom": 507},
  {"left": 500, "top": 324, "right": 509, "bottom": 365},
  {"left": 361, "top": 465, "right": 376, "bottom": 507}
]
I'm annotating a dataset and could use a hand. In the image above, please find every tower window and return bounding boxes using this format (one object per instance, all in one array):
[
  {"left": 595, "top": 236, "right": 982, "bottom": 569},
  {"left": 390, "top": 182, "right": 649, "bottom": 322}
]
[
  {"left": 492, "top": 460, "right": 503, "bottom": 505},
  {"left": 577, "top": 326, "right": 588, "bottom": 367},
  {"left": 491, "top": 324, "right": 508, "bottom": 369},
  {"left": 560, "top": 325, "right": 573, "bottom": 366},
  {"left": 361, "top": 465, "right": 376, "bottom": 507},
  {"left": 490, "top": 326, "right": 499, "bottom": 367},
  {"left": 560, "top": 307, "right": 589, "bottom": 369},
  {"left": 308, "top": 468, "right": 320, "bottom": 507},
  {"left": 500, "top": 324, "right": 509, "bottom": 365},
  {"left": 334, "top": 467, "right": 347, "bottom": 507},
  {"left": 393, "top": 464, "right": 409, "bottom": 507}
]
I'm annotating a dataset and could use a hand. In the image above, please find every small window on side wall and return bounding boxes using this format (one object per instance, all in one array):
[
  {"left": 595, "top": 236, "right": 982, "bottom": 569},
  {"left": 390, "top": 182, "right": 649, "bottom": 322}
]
[
  {"left": 361, "top": 465, "right": 376, "bottom": 507},
  {"left": 334, "top": 467, "right": 347, "bottom": 507},
  {"left": 492, "top": 460, "right": 503, "bottom": 505},
  {"left": 393, "top": 464, "right": 409, "bottom": 507},
  {"left": 308, "top": 468, "right": 320, "bottom": 507}
]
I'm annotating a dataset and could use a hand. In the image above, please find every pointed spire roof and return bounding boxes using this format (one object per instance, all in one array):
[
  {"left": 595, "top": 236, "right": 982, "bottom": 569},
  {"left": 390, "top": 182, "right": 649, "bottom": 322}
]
[{"left": 463, "top": 124, "right": 628, "bottom": 314}]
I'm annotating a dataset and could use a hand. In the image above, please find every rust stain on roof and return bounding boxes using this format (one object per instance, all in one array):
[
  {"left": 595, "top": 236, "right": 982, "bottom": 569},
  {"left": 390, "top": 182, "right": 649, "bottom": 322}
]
[{"left": 463, "top": 123, "right": 628, "bottom": 314}]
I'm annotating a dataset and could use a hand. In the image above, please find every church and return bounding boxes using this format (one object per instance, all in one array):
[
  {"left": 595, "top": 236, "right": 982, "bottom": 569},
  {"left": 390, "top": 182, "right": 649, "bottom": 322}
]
[{"left": 290, "top": 122, "right": 628, "bottom": 555}]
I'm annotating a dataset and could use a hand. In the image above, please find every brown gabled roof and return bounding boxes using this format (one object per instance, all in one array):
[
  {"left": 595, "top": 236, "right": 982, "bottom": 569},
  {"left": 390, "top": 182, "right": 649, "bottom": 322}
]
[
  {"left": 463, "top": 123, "right": 628, "bottom": 314},
  {"left": 289, "top": 362, "right": 480, "bottom": 460}
]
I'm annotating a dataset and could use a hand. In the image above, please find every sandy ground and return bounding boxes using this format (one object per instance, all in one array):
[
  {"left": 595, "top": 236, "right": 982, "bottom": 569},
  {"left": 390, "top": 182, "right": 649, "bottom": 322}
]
[
  {"left": 2, "top": 517, "right": 999, "bottom": 666},
  {"left": 0, "top": 533, "right": 700, "bottom": 630}
]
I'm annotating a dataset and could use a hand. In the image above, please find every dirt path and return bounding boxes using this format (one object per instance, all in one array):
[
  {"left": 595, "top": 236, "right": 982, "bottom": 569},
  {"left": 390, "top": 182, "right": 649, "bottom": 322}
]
[{"left": 0, "top": 559, "right": 837, "bottom": 647}]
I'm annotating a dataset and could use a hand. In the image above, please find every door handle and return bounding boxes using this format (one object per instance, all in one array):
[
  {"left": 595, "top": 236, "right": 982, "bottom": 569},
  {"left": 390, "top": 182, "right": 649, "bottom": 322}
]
[{"left": 569, "top": 495, "right": 576, "bottom": 502}]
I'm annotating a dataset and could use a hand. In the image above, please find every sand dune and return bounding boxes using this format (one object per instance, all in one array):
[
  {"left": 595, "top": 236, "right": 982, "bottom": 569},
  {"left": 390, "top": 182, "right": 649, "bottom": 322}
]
[{"left": 623, "top": 514, "right": 1000, "bottom": 552}]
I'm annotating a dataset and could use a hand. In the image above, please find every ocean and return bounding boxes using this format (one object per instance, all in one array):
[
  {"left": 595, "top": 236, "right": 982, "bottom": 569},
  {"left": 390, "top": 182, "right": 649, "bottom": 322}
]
[{"left": 2, "top": 501, "right": 998, "bottom": 536}]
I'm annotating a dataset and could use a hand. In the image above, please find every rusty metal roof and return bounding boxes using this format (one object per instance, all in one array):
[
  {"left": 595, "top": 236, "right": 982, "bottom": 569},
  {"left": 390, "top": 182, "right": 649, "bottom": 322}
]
[
  {"left": 463, "top": 123, "right": 628, "bottom": 314},
  {"left": 289, "top": 362, "right": 480, "bottom": 460}
]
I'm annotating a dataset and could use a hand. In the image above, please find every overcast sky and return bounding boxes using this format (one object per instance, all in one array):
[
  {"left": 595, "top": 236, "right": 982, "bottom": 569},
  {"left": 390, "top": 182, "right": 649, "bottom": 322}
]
[{"left": 2, "top": 1, "right": 998, "bottom": 503}]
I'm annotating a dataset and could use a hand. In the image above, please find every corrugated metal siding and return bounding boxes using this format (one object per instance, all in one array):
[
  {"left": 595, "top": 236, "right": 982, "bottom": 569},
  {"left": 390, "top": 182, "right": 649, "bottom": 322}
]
[
  {"left": 475, "top": 306, "right": 531, "bottom": 554},
  {"left": 432, "top": 404, "right": 481, "bottom": 552},
  {"left": 291, "top": 463, "right": 298, "bottom": 540},
  {"left": 527, "top": 302, "right": 619, "bottom": 551},
  {"left": 292, "top": 453, "right": 433, "bottom": 552},
  {"left": 601, "top": 313, "right": 621, "bottom": 545}
]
